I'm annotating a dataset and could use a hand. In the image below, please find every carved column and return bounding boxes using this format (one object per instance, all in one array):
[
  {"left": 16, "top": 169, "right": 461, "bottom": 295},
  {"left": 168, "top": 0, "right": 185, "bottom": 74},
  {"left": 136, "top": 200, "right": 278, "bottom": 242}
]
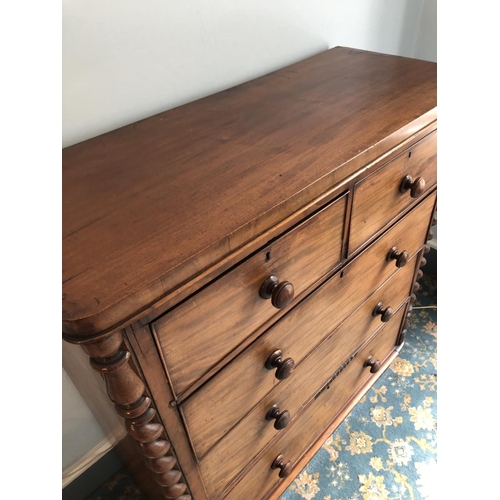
[{"left": 81, "top": 331, "right": 191, "bottom": 500}]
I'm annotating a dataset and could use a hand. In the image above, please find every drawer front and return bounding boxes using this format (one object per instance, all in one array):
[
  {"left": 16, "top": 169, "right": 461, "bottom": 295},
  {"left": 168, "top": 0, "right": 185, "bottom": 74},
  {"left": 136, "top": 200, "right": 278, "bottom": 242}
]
[
  {"left": 153, "top": 194, "right": 347, "bottom": 396},
  {"left": 223, "top": 304, "right": 406, "bottom": 500},
  {"left": 198, "top": 258, "right": 417, "bottom": 497},
  {"left": 181, "top": 191, "right": 435, "bottom": 462},
  {"left": 349, "top": 130, "right": 437, "bottom": 254}
]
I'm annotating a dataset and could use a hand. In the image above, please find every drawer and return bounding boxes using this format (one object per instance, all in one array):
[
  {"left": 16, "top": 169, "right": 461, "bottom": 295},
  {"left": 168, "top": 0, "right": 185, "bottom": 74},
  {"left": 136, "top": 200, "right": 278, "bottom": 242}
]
[
  {"left": 349, "top": 130, "right": 437, "bottom": 254},
  {"left": 223, "top": 304, "right": 407, "bottom": 500},
  {"left": 152, "top": 194, "right": 347, "bottom": 396},
  {"left": 197, "top": 257, "right": 417, "bottom": 497},
  {"left": 181, "top": 190, "right": 435, "bottom": 463}
]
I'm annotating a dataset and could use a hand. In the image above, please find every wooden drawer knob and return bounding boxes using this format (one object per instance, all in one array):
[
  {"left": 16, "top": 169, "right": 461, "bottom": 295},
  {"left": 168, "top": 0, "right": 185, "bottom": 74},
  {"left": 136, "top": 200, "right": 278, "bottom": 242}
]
[
  {"left": 265, "top": 404, "right": 291, "bottom": 430},
  {"left": 427, "top": 230, "right": 434, "bottom": 241},
  {"left": 386, "top": 246, "right": 409, "bottom": 268},
  {"left": 416, "top": 269, "right": 423, "bottom": 280},
  {"left": 372, "top": 302, "right": 393, "bottom": 322},
  {"left": 271, "top": 454, "right": 293, "bottom": 478},
  {"left": 420, "top": 257, "right": 427, "bottom": 267},
  {"left": 259, "top": 276, "right": 295, "bottom": 309},
  {"left": 399, "top": 175, "right": 425, "bottom": 198},
  {"left": 363, "top": 355, "right": 381, "bottom": 373},
  {"left": 423, "top": 244, "right": 431, "bottom": 254},
  {"left": 413, "top": 281, "right": 420, "bottom": 292},
  {"left": 265, "top": 350, "right": 295, "bottom": 380}
]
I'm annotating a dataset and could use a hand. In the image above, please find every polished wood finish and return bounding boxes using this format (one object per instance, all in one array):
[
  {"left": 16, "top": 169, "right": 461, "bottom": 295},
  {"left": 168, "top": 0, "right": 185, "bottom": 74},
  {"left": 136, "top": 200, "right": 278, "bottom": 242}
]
[
  {"left": 363, "top": 355, "right": 382, "bottom": 373},
  {"left": 152, "top": 193, "right": 346, "bottom": 397},
  {"left": 124, "top": 324, "right": 210, "bottom": 500},
  {"left": 62, "top": 48, "right": 437, "bottom": 500},
  {"left": 386, "top": 246, "right": 409, "bottom": 268},
  {"left": 372, "top": 302, "right": 394, "bottom": 322},
  {"left": 63, "top": 47, "right": 436, "bottom": 340},
  {"left": 80, "top": 332, "right": 191, "bottom": 500},
  {"left": 270, "top": 346, "right": 401, "bottom": 500},
  {"left": 349, "top": 130, "right": 437, "bottom": 254},
  {"left": 223, "top": 306, "right": 407, "bottom": 500},
  {"left": 399, "top": 175, "right": 426, "bottom": 198},
  {"left": 197, "top": 259, "right": 418, "bottom": 497},
  {"left": 62, "top": 341, "right": 164, "bottom": 500},
  {"left": 179, "top": 197, "right": 433, "bottom": 466},
  {"left": 264, "top": 350, "right": 295, "bottom": 380},
  {"left": 271, "top": 455, "right": 293, "bottom": 479},
  {"left": 259, "top": 276, "right": 295, "bottom": 310},
  {"left": 265, "top": 405, "right": 291, "bottom": 431}
]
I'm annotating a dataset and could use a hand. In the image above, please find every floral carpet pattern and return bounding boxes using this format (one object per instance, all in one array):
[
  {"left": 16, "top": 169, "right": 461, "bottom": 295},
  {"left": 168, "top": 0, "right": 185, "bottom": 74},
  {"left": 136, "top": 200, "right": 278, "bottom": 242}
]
[
  {"left": 278, "top": 272, "right": 437, "bottom": 500},
  {"left": 83, "top": 273, "right": 437, "bottom": 500}
]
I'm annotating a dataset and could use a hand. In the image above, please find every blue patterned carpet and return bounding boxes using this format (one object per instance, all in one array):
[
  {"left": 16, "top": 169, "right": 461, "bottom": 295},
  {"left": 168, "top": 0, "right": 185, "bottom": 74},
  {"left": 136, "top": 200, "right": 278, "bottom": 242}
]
[
  {"left": 278, "top": 272, "right": 437, "bottom": 500},
  {"left": 83, "top": 272, "right": 437, "bottom": 500}
]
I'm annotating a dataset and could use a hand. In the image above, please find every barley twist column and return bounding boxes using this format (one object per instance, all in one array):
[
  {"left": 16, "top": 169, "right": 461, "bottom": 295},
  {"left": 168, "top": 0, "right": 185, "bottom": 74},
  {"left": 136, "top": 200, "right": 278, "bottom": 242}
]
[{"left": 81, "top": 331, "right": 191, "bottom": 500}]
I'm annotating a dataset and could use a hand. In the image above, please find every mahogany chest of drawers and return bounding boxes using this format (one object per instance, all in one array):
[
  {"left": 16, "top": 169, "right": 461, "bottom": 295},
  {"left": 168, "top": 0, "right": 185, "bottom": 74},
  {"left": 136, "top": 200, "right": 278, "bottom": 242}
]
[{"left": 62, "top": 47, "right": 437, "bottom": 500}]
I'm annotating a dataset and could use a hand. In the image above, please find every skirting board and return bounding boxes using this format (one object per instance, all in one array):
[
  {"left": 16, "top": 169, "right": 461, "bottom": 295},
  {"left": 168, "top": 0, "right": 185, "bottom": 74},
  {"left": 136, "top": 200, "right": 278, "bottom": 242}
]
[{"left": 63, "top": 436, "right": 117, "bottom": 488}]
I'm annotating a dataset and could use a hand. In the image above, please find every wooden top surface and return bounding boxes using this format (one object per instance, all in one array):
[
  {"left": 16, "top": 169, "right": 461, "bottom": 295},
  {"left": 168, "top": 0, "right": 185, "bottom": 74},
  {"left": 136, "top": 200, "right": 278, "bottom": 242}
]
[{"left": 62, "top": 47, "right": 437, "bottom": 341}]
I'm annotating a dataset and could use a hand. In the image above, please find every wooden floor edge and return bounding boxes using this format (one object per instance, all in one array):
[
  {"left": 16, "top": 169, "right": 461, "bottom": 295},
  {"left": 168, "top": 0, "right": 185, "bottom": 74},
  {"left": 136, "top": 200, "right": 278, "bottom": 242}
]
[{"left": 265, "top": 349, "right": 400, "bottom": 500}]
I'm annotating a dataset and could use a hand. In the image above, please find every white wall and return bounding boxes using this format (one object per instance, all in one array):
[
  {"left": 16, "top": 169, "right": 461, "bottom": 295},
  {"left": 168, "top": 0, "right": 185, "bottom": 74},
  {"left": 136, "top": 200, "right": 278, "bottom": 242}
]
[
  {"left": 62, "top": 0, "right": 436, "bottom": 149},
  {"left": 62, "top": 0, "right": 437, "bottom": 481},
  {"left": 62, "top": 368, "right": 107, "bottom": 471},
  {"left": 414, "top": 0, "right": 437, "bottom": 62}
]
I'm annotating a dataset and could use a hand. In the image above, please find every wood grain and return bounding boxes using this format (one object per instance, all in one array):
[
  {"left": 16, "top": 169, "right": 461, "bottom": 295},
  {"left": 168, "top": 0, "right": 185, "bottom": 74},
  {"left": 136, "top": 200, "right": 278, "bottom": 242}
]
[
  {"left": 349, "top": 130, "right": 437, "bottom": 253},
  {"left": 62, "top": 47, "right": 437, "bottom": 340},
  {"left": 62, "top": 48, "right": 437, "bottom": 500},
  {"left": 223, "top": 305, "right": 407, "bottom": 500},
  {"left": 180, "top": 192, "right": 434, "bottom": 463},
  {"left": 80, "top": 331, "right": 191, "bottom": 500},
  {"left": 197, "top": 257, "right": 417, "bottom": 497},
  {"left": 268, "top": 347, "right": 402, "bottom": 500},
  {"left": 152, "top": 193, "right": 346, "bottom": 396},
  {"left": 125, "top": 324, "right": 210, "bottom": 500}
]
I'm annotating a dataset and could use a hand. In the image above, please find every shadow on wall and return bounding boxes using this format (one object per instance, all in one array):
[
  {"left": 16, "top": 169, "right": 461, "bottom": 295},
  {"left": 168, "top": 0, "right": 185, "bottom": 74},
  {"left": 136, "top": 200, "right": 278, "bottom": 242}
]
[
  {"left": 413, "top": 0, "right": 437, "bottom": 62},
  {"left": 366, "top": 0, "right": 436, "bottom": 62},
  {"left": 62, "top": 1, "right": 330, "bottom": 148}
]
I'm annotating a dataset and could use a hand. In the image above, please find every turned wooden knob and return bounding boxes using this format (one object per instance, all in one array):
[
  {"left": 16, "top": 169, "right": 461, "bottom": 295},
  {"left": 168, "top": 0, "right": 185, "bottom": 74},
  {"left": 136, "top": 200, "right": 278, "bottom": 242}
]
[
  {"left": 413, "top": 281, "right": 420, "bottom": 292},
  {"left": 372, "top": 302, "right": 393, "bottom": 322},
  {"left": 407, "top": 304, "right": 413, "bottom": 316},
  {"left": 431, "top": 213, "right": 437, "bottom": 226},
  {"left": 271, "top": 454, "right": 293, "bottom": 478},
  {"left": 399, "top": 175, "right": 425, "bottom": 198},
  {"left": 386, "top": 246, "right": 409, "bottom": 268},
  {"left": 423, "top": 244, "right": 431, "bottom": 254},
  {"left": 410, "top": 293, "right": 417, "bottom": 304},
  {"left": 420, "top": 257, "right": 427, "bottom": 267},
  {"left": 266, "top": 404, "right": 291, "bottom": 430},
  {"left": 416, "top": 269, "right": 423, "bottom": 280},
  {"left": 259, "top": 276, "right": 295, "bottom": 309},
  {"left": 427, "top": 230, "right": 434, "bottom": 241},
  {"left": 364, "top": 355, "right": 381, "bottom": 373},
  {"left": 265, "top": 350, "right": 295, "bottom": 380}
]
